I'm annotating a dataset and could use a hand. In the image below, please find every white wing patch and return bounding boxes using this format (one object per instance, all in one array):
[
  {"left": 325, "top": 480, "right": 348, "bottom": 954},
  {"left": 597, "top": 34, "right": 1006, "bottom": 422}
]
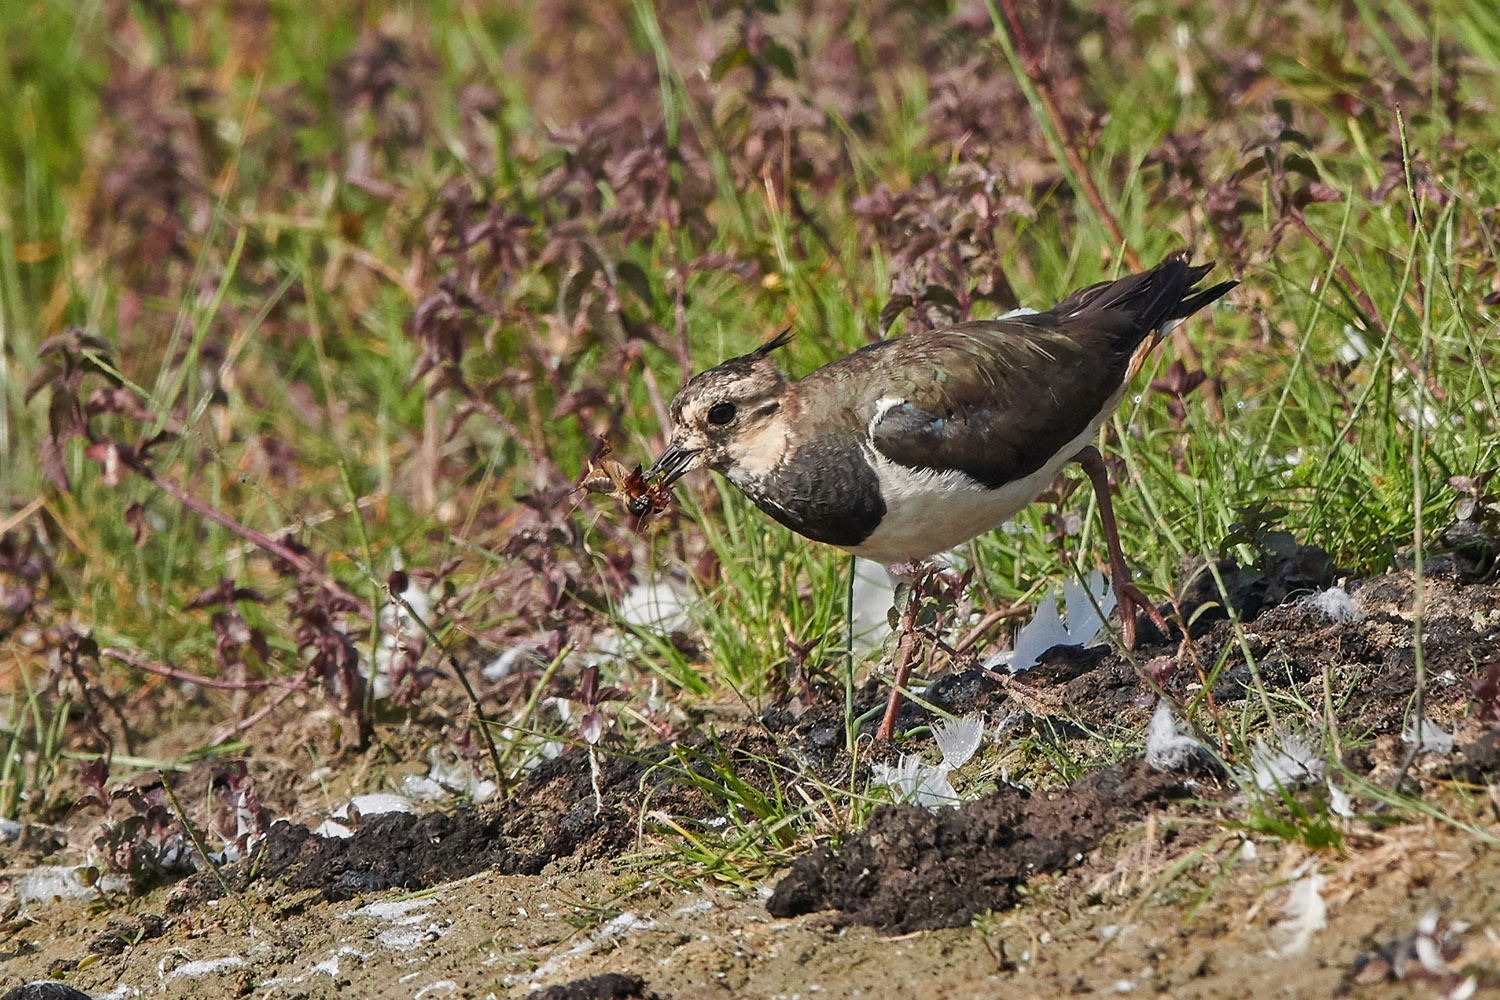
[{"left": 867, "top": 395, "right": 907, "bottom": 438}]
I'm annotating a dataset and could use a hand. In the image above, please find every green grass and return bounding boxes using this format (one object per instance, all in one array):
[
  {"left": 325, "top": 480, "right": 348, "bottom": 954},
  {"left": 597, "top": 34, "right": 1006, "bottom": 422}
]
[{"left": 1, "top": 0, "right": 1497, "bottom": 879}]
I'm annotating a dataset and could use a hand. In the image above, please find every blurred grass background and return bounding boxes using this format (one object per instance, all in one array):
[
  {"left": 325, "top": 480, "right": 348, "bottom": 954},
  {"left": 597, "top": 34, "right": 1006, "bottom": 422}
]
[{"left": 1, "top": 0, "right": 1497, "bottom": 817}]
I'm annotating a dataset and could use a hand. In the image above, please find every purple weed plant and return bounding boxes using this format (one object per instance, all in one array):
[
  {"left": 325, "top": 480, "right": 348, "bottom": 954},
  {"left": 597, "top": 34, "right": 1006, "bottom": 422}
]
[
  {"left": 25, "top": 329, "right": 385, "bottom": 744},
  {"left": 76, "top": 761, "right": 193, "bottom": 893}
]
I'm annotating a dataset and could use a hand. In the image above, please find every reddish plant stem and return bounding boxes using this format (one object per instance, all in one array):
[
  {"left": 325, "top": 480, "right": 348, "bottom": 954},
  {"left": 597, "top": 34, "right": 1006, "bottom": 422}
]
[
  {"left": 458, "top": 395, "right": 564, "bottom": 481},
  {"left": 125, "top": 454, "right": 372, "bottom": 622},
  {"left": 639, "top": 365, "right": 672, "bottom": 449},
  {"left": 102, "top": 647, "right": 284, "bottom": 691},
  {"left": 874, "top": 589, "right": 921, "bottom": 742},
  {"left": 997, "top": 0, "right": 1138, "bottom": 271},
  {"left": 62, "top": 642, "right": 132, "bottom": 756},
  {"left": 952, "top": 604, "right": 1029, "bottom": 655},
  {"left": 213, "top": 686, "right": 298, "bottom": 743}
]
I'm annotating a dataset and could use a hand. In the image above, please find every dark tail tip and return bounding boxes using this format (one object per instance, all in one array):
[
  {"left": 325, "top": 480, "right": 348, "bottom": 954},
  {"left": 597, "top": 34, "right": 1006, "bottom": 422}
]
[
  {"left": 1172, "top": 277, "right": 1238, "bottom": 320},
  {"left": 1149, "top": 253, "right": 1236, "bottom": 324}
]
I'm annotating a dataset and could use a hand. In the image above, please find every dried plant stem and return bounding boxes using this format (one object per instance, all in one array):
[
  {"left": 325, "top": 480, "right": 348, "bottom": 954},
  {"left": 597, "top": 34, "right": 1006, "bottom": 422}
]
[
  {"left": 1389, "top": 107, "right": 1430, "bottom": 792},
  {"left": 126, "top": 454, "right": 372, "bottom": 621},
  {"left": 102, "top": 647, "right": 282, "bottom": 691},
  {"left": 61, "top": 641, "right": 132, "bottom": 756},
  {"left": 0, "top": 495, "right": 45, "bottom": 535},
  {"left": 589, "top": 746, "right": 605, "bottom": 817},
  {"left": 212, "top": 687, "right": 297, "bottom": 744},
  {"left": 159, "top": 775, "right": 259, "bottom": 932},
  {"left": 388, "top": 587, "right": 506, "bottom": 794}
]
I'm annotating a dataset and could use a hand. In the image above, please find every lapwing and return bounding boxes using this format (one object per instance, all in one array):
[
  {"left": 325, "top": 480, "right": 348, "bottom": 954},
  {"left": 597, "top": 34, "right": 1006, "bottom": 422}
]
[{"left": 648, "top": 252, "right": 1236, "bottom": 737}]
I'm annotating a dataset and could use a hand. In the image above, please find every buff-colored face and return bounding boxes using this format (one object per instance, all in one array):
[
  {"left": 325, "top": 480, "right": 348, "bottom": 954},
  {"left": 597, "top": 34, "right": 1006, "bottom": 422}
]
[{"left": 648, "top": 353, "right": 791, "bottom": 486}]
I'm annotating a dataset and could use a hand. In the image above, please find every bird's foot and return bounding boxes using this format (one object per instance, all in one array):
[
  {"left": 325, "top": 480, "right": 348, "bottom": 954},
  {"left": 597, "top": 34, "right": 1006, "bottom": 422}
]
[{"left": 1114, "top": 579, "right": 1173, "bottom": 650}]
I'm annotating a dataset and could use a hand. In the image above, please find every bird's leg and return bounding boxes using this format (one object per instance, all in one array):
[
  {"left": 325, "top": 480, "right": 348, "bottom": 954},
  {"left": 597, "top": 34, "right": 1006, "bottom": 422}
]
[
  {"left": 874, "top": 562, "right": 926, "bottom": 741},
  {"left": 875, "top": 584, "right": 920, "bottom": 741},
  {"left": 1073, "top": 446, "right": 1173, "bottom": 649}
]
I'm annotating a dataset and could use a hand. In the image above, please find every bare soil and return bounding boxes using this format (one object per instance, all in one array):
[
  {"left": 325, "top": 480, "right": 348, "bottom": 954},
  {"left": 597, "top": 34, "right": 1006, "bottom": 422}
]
[{"left": 4, "top": 566, "right": 1500, "bottom": 998}]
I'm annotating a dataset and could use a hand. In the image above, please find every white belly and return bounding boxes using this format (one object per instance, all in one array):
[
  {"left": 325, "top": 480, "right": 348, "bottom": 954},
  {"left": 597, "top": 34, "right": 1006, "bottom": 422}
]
[{"left": 845, "top": 420, "right": 1101, "bottom": 565}]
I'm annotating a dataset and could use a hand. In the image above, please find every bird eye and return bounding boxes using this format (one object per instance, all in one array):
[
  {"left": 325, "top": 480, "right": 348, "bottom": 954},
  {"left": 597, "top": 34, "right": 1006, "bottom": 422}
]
[{"left": 707, "top": 402, "right": 737, "bottom": 426}]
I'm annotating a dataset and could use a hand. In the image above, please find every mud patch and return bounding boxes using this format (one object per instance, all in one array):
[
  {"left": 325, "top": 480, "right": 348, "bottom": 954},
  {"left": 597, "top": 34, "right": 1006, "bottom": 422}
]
[
  {"left": 535, "top": 972, "right": 657, "bottom": 1000},
  {"left": 252, "top": 809, "right": 509, "bottom": 901},
  {"left": 768, "top": 760, "right": 1198, "bottom": 932},
  {"left": 167, "top": 725, "right": 836, "bottom": 910}
]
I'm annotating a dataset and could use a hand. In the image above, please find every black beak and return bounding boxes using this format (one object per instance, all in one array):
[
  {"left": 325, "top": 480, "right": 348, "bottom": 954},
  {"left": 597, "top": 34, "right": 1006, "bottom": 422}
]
[{"left": 646, "top": 442, "right": 698, "bottom": 486}]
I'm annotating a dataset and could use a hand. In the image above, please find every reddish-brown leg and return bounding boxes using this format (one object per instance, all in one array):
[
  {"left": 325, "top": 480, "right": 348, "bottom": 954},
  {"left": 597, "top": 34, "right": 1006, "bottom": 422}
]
[
  {"left": 874, "top": 563, "right": 925, "bottom": 741},
  {"left": 1073, "top": 446, "right": 1172, "bottom": 649}
]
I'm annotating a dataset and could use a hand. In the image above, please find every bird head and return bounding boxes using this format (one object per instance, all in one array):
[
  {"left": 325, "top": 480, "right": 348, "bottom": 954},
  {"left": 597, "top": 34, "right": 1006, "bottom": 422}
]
[{"left": 647, "top": 329, "right": 793, "bottom": 486}]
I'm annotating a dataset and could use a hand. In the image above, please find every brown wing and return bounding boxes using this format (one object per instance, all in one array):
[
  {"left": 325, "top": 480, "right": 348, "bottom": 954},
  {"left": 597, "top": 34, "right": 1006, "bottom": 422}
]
[
  {"left": 847, "top": 255, "right": 1235, "bottom": 488},
  {"left": 856, "top": 322, "right": 1128, "bottom": 488}
]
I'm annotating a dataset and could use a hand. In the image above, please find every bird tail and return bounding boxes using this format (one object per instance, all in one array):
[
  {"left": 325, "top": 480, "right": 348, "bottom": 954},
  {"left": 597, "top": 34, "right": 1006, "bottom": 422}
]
[
  {"left": 1055, "top": 251, "right": 1236, "bottom": 381},
  {"left": 1060, "top": 251, "right": 1236, "bottom": 327}
]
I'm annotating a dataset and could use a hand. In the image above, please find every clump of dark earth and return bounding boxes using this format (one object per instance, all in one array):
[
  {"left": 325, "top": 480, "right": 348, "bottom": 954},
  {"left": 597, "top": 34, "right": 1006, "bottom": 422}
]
[
  {"left": 180, "top": 727, "right": 812, "bottom": 905},
  {"left": 0, "top": 983, "right": 94, "bottom": 1000},
  {"left": 1446, "top": 730, "right": 1500, "bottom": 784},
  {"left": 535, "top": 972, "right": 657, "bottom": 1000},
  {"left": 1166, "top": 541, "right": 1338, "bottom": 637},
  {"left": 1435, "top": 519, "right": 1499, "bottom": 582},
  {"left": 87, "top": 914, "right": 164, "bottom": 955},
  {"left": 767, "top": 760, "right": 1197, "bottom": 932},
  {"left": 253, "top": 809, "right": 509, "bottom": 901}
]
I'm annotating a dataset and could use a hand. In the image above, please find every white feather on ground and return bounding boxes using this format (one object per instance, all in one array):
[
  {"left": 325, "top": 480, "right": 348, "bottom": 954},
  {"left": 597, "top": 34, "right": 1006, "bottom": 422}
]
[
  {"left": 983, "top": 570, "right": 1116, "bottom": 672},
  {"left": 1144, "top": 700, "right": 1207, "bottom": 772},
  {"left": 1249, "top": 731, "right": 1325, "bottom": 791},
  {"left": 870, "top": 753, "right": 959, "bottom": 808},
  {"left": 1402, "top": 716, "right": 1455, "bottom": 755},
  {"left": 872, "top": 712, "right": 987, "bottom": 808},
  {"left": 932, "top": 714, "right": 985, "bottom": 769},
  {"left": 1303, "top": 586, "right": 1360, "bottom": 622},
  {"left": 1274, "top": 870, "right": 1328, "bottom": 956}
]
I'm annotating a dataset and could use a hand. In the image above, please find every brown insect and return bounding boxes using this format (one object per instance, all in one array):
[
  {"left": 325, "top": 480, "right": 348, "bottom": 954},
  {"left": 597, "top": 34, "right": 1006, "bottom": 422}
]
[{"left": 581, "top": 441, "right": 673, "bottom": 518}]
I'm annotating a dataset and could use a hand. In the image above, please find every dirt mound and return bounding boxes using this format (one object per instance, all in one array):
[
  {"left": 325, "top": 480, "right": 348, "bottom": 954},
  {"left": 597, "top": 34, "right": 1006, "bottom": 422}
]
[
  {"left": 768, "top": 759, "right": 1198, "bottom": 932},
  {"left": 167, "top": 725, "right": 823, "bottom": 907},
  {"left": 535, "top": 972, "right": 657, "bottom": 1000},
  {"left": 256, "top": 809, "right": 510, "bottom": 900}
]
